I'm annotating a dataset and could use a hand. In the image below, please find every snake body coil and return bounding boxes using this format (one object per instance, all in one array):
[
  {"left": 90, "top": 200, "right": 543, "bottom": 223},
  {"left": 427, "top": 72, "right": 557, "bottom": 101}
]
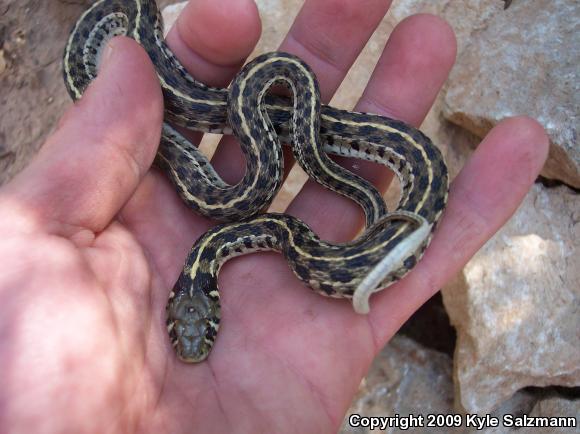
[{"left": 64, "top": 0, "right": 448, "bottom": 363}]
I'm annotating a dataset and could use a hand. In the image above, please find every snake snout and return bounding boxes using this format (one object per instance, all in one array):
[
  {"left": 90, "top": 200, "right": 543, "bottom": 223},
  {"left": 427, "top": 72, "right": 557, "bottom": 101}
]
[{"left": 166, "top": 290, "right": 218, "bottom": 363}]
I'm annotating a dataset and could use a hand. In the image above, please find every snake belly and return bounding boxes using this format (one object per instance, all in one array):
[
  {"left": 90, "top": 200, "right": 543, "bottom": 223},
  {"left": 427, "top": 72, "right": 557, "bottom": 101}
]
[{"left": 63, "top": 0, "right": 449, "bottom": 363}]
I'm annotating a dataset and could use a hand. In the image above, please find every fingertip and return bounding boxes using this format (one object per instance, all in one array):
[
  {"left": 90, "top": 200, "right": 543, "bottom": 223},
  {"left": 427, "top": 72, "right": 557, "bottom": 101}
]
[
  {"left": 166, "top": 0, "right": 261, "bottom": 85},
  {"left": 390, "top": 13, "right": 457, "bottom": 75},
  {"left": 179, "top": 0, "right": 261, "bottom": 63},
  {"left": 443, "top": 114, "right": 549, "bottom": 245},
  {"left": 495, "top": 116, "right": 550, "bottom": 168},
  {"left": 364, "top": 13, "right": 457, "bottom": 125},
  {"left": 401, "top": 14, "right": 457, "bottom": 67},
  {"left": 9, "top": 36, "right": 165, "bottom": 235},
  {"left": 482, "top": 116, "right": 550, "bottom": 189},
  {"left": 71, "top": 36, "right": 164, "bottom": 156},
  {"left": 99, "top": 36, "right": 163, "bottom": 117}
]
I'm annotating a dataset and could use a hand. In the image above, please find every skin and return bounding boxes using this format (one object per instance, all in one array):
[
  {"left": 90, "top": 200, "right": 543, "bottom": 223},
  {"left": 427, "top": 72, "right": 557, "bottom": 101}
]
[{"left": 0, "top": 0, "right": 549, "bottom": 433}]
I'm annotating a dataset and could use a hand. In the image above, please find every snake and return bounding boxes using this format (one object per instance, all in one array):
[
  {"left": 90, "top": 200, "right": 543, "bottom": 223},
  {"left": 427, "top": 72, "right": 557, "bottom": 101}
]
[{"left": 64, "top": 0, "right": 449, "bottom": 363}]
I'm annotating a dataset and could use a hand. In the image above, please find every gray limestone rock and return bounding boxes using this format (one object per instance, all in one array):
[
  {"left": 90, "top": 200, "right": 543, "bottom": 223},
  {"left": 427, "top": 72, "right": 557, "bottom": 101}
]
[
  {"left": 340, "top": 335, "right": 455, "bottom": 434},
  {"left": 442, "top": 0, "right": 579, "bottom": 188},
  {"left": 392, "top": 0, "right": 579, "bottom": 188},
  {"left": 442, "top": 184, "right": 580, "bottom": 413}
]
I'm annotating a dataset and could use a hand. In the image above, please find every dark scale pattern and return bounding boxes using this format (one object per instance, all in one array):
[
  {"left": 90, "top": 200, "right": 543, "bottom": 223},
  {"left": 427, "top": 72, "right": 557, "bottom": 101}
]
[
  {"left": 430, "top": 174, "right": 443, "bottom": 192},
  {"left": 393, "top": 144, "right": 408, "bottom": 156},
  {"left": 385, "top": 132, "right": 407, "bottom": 145},
  {"left": 411, "top": 148, "right": 423, "bottom": 161},
  {"left": 344, "top": 255, "right": 372, "bottom": 268},
  {"left": 358, "top": 125, "right": 379, "bottom": 136},
  {"left": 309, "top": 259, "right": 331, "bottom": 271},
  {"left": 417, "top": 175, "right": 429, "bottom": 191},
  {"left": 319, "top": 284, "right": 336, "bottom": 296},
  {"left": 403, "top": 256, "right": 417, "bottom": 269},
  {"left": 329, "top": 269, "right": 355, "bottom": 284},
  {"left": 293, "top": 264, "right": 310, "bottom": 281},
  {"left": 433, "top": 196, "right": 447, "bottom": 213},
  {"left": 285, "top": 245, "right": 299, "bottom": 262},
  {"left": 205, "top": 325, "right": 217, "bottom": 340}
]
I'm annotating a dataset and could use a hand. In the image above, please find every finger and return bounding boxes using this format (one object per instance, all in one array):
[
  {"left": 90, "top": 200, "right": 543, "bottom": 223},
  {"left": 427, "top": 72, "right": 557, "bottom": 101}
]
[
  {"left": 165, "top": 0, "right": 261, "bottom": 87},
  {"left": 162, "top": 0, "right": 261, "bottom": 148},
  {"left": 1, "top": 37, "right": 163, "bottom": 240},
  {"left": 209, "top": 0, "right": 395, "bottom": 184},
  {"left": 287, "top": 14, "right": 457, "bottom": 241},
  {"left": 369, "top": 117, "right": 550, "bottom": 342}
]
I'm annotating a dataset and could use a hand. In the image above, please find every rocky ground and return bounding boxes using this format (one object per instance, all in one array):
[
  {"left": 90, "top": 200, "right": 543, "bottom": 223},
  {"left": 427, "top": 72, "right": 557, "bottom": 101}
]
[{"left": 1, "top": 0, "right": 578, "bottom": 432}]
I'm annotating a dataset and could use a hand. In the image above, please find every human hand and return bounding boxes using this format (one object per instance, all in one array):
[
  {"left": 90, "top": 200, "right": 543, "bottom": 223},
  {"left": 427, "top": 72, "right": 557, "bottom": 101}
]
[{"left": 0, "top": 0, "right": 548, "bottom": 433}]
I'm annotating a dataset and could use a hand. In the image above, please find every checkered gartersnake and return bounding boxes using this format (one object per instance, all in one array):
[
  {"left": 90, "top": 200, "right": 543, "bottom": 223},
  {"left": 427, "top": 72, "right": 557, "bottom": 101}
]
[{"left": 64, "top": 0, "right": 448, "bottom": 363}]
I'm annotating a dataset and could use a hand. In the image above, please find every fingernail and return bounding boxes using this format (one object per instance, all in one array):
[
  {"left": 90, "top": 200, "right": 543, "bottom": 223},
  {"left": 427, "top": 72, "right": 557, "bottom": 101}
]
[{"left": 100, "top": 41, "right": 116, "bottom": 70}]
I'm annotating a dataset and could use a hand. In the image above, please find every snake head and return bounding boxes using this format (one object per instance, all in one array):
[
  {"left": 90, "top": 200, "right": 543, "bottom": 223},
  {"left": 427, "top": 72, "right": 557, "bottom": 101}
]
[{"left": 166, "top": 276, "right": 220, "bottom": 363}]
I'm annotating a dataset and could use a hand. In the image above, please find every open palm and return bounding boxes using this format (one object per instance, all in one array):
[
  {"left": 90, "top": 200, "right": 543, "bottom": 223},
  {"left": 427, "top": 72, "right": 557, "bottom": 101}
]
[{"left": 0, "top": 1, "right": 548, "bottom": 433}]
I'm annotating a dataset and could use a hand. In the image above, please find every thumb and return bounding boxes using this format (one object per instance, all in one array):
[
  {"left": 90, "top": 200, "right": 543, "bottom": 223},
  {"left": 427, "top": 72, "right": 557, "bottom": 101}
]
[{"left": 2, "top": 36, "right": 164, "bottom": 239}]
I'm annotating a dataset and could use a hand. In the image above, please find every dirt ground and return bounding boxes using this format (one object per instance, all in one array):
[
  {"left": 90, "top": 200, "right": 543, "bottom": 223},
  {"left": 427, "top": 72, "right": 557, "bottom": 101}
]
[{"left": 0, "top": 0, "right": 175, "bottom": 184}]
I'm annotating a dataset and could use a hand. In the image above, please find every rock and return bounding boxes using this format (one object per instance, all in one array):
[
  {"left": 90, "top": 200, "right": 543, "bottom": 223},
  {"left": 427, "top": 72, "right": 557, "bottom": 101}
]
[
  {"left": 442, "top": 183, "right": 580, "bottom": 414},
  {"left": 339, "top": 335, "right": 544, "bottom": 434},
  {"left": 391, "top": 0, "right": 580, "bottom": 188},
  {"left": 0, "top": 1, "right": 85, "bottom": 185},
  {"left": 0, "top": 50, "right": 7, "bottom": 76},
  {"left": 484, "top": 393, "right": 580, "bottom": 434},
  {"left": 160, "top": 2, "right": 186, "bottom": 33},
  {"left": 339, "top": 335, "right": 455, "bottom": 434},
  {"left": 480, "top": 393, "right": 579, "bottom": 434},
  {"left": 390, "top": 0, "right": 504, "bottom": 55},
  {"left": 398, "top": 292, "right": 457, "bottom": 356},
  {"left": 442, "top": 0, "right": 579, "bottom": 188},
  {"left": 524, "top": 396, "right": 580, "bottom": 434}
]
